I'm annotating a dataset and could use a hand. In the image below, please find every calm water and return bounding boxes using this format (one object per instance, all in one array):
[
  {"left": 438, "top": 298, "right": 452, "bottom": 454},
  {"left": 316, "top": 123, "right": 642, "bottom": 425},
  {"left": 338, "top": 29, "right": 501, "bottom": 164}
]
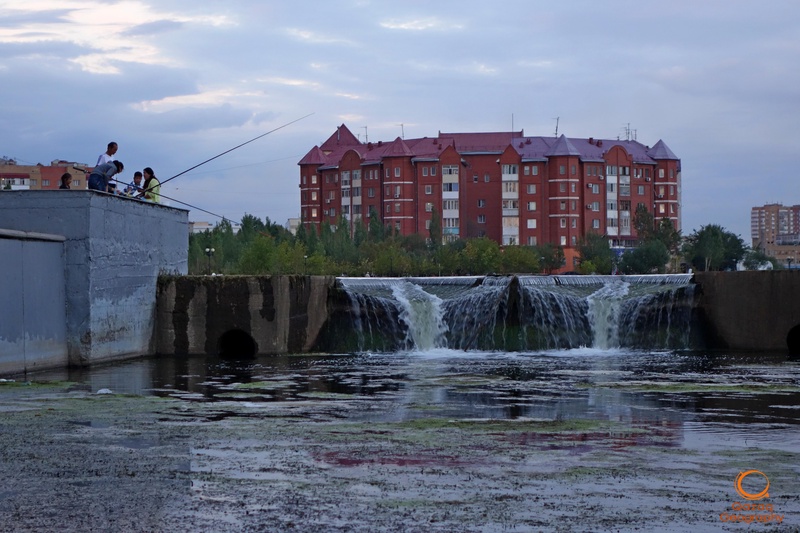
[{"left": 27, "top": 348, "right": 800, "bottom": 452}]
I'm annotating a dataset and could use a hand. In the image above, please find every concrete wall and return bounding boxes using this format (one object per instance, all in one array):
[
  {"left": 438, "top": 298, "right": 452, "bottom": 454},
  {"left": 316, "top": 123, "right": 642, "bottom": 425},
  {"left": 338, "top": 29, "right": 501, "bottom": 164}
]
[
  {"left": 156, "top": 276, "right": 334, "bottom": 355},
  {"left": 0, "top": 229, "right": 68, "bottom": 374},
  {"left": 0, "top": 191, "right": 188, "bottom": 369},
  {"left": 693, "top": 271, "right": 800, "bottom": 351}
]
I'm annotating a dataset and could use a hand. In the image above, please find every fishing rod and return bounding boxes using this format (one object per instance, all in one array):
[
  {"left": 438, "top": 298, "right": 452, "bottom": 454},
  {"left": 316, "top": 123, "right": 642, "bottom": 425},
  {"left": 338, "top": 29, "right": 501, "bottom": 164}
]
[
  {"left": 109, "top": 178, "right": 230, "bottom": 222},
  {"left": 151, "top": 112, "right": 314, "bottom": 192}
]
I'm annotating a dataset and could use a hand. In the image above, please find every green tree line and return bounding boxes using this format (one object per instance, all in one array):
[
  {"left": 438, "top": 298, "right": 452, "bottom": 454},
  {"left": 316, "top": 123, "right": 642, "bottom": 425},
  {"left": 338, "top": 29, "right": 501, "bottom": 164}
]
[{"left": 189, "top": 209, "right": 780, "bottom": 276}]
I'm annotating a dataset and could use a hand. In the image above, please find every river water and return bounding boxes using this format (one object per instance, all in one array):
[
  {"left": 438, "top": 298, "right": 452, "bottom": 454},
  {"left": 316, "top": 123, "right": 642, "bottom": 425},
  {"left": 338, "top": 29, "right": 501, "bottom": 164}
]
[{"left": 36, "top": 347, "right": 800, "bottom": 453}]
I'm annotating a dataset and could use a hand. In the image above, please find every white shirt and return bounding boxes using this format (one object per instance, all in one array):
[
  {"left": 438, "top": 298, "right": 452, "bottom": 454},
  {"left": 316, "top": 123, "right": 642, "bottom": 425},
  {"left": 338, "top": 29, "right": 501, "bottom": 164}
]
[{"left": 97, "top": 153, "right": 114, "bottom": 166}]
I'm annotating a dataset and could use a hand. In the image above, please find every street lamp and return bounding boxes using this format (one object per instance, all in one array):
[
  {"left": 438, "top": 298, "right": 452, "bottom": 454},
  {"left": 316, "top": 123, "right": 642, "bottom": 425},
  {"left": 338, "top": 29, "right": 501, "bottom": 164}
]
[
  {"left": 304, "top": 255, "right": 308, "bottom": 275},
  {"left": 204, "top": 247, "right": 215, "bottom": 275}
]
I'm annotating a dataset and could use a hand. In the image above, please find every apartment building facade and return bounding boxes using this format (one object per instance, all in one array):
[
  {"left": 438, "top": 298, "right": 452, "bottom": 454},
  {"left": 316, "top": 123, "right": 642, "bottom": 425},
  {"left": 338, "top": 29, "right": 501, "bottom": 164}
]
[
  {"left": 0, "top": 158, "right": 90, "bottom": 190},
  {"left": 751, "top": 203, "right": 800, "bottom": 266},
  {"left": 298, "top": 125, "right": 681, "bottom": 252}
]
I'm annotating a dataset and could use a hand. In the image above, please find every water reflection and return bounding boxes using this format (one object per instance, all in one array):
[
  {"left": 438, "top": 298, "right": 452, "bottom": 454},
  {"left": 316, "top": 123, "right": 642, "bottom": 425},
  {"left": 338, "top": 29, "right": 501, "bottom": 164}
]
[{"left": 29, "top": 349, "right": 800, "bottom": 450}]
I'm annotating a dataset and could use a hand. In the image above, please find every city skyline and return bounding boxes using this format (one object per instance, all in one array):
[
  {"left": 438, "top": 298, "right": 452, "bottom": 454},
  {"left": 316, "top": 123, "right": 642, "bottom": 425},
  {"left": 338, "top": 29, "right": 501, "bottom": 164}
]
[{"left": 2, "top": 1, "right": 799, "bottom": 240}]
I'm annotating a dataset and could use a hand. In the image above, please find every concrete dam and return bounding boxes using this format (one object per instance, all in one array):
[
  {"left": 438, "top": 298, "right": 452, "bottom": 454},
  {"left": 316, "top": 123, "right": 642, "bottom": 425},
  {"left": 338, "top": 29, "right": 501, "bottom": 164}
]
[{"left": 155, "top": 271, "right": 800, "bottom": 359}]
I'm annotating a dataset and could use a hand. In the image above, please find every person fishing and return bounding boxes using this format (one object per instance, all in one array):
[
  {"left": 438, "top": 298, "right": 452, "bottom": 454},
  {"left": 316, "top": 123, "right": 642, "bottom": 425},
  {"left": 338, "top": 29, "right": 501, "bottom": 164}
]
[
  {"left": 142, "top": 167, "right": 161, "bottom": 203},
  {"left": 88, "top": 160, "right": 124, "bottom": 192}
]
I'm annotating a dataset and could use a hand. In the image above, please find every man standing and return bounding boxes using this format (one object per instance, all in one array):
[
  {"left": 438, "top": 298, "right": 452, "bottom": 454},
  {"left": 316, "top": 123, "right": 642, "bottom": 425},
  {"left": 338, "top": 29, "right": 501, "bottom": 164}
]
[{"left": 97, "top": 142, "right": 118, "bottom": 166}]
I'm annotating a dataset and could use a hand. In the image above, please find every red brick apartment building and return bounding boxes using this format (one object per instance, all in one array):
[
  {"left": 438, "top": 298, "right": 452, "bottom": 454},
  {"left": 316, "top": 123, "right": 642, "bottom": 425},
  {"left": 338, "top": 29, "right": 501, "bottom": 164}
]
[{"left": 298, "top": 125, "right": 681, "bottom": 253}]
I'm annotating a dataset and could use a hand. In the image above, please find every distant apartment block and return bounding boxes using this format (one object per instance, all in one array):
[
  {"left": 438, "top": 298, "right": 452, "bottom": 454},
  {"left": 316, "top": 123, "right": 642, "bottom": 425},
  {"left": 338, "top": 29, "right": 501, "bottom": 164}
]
[
  {"left": 0, "top": 157, "right": 90, "bottom": 190},
  {"left": 298, "top": 125, "right": 681, "bottom": 254},
  {"left": 751, "top": 203, "right": 800, "bottom": 266}
]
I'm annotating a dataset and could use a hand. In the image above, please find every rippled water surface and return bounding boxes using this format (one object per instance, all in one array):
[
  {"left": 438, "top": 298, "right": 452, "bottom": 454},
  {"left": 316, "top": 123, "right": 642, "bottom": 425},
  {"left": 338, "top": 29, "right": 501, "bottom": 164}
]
[{"left": 33, "top": 349, "right": 800, "bottom": 452}]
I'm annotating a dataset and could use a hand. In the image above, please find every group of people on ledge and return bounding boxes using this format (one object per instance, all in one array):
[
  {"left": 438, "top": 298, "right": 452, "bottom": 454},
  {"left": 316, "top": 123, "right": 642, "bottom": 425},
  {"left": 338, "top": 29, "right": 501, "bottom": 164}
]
[{"left": 59, "top": 141, "right": 161, "bottom": 203}]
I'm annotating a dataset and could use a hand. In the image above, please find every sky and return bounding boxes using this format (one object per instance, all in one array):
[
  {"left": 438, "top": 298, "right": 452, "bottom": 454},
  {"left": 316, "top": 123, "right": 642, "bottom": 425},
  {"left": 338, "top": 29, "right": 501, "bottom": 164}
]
[{"left": 2, "top": 1, "right": 799, "bottom": 241}]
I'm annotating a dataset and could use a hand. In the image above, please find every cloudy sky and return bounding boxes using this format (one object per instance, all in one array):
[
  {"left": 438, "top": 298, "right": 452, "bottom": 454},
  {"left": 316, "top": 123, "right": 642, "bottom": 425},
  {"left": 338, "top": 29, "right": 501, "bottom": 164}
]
[{"left": 2, "top": 0, "right": 798, "bottom": 241}]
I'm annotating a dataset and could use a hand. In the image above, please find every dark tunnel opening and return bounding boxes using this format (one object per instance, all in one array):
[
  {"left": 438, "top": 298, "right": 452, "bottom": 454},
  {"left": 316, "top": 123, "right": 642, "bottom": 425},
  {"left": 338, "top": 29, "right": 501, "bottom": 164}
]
[
  {"left": 217, "top": 329, "right": 258, "bottom": 359},
  {"left": 786, "top": 325, "right": 800, "bottom": 356}
]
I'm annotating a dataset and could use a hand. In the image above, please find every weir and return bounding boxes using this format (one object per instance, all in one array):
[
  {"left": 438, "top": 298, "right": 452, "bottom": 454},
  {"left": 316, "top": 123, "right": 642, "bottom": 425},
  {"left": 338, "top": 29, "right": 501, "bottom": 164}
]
[{"left": 328, "top": 275, "right": 697, "bottom": 353}]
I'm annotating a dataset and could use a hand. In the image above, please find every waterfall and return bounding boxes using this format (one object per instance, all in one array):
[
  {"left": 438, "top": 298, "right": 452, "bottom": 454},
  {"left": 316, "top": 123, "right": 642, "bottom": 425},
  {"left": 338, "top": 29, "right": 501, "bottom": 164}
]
[{"left": 334, "top": 274, "right": 697, "bottom": 353}]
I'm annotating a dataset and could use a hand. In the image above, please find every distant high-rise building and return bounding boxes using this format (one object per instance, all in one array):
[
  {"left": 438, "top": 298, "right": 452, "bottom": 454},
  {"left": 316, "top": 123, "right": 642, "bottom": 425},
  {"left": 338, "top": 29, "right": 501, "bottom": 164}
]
[{"left": 298, "top": 125, "right": 681, "bottom": 258}]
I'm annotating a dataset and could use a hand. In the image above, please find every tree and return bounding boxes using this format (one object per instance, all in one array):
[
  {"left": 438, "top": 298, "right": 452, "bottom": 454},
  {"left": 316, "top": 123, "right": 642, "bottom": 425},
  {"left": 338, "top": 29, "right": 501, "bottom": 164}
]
[
  {"left": 617, "top": 240, "right": 670, "bottom": 274},
  {"left": 429, "top": 206, "right": 442, "bottom": 248},
  {"left": 577, "top": 232, "right": 614, "bottom": 274},
  {"left": 683, "top": 224, "right": 746, "bottom": 271},
  {"left": 462, "top": 238, "right": 502, "bottom": 274},
  {"left": 537, "top": 243, "right": 565, "bottom": 274},
  {"left": 742, "top": 248, "right": 778, "bottom": 270},
  {"left": 368, "top": 208, "right": 385, "bottom": 242},
  {"left": 499, "top": 245, "right": 540, "bottom": 274}
]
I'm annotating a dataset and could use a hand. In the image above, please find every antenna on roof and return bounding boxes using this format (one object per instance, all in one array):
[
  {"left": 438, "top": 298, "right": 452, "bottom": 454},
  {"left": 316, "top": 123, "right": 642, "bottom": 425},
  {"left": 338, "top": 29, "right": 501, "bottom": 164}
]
[
  {"left": 623, "top": 122, "right": 631, "bottom": 141},
  {"left": 398, "top": 123, "right": 404, "bottom": 139},
  {"left": 553, "top": 117, "right": 560, "bottom": 138},
  {"left": 362, "top": 126, "right": 368, "bottom": 143},
  {"left": 511, "top": 113, "right": 514, "bottom": 135}
]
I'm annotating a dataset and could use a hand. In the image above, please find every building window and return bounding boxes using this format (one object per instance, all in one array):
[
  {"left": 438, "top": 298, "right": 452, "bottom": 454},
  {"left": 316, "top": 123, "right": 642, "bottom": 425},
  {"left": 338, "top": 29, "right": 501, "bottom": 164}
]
[
  {"left": 443, "top": 199, "right": 459, "bottom": 210},
  {"left": 527, "top": 184, "right": 536, "bottom": 194},
  {"left": 395, "top": 203, "right": 401, "bottom": 213},
  {"left": 368, "top": 187, "right": 375, "bottom": 198},
  {"left": 559, "top": 165, "right": 565, "bottom": 175},
  {"left": 532, "top": 166, "right": 539, "bottom": 176},
  {"left": 559, "top": 183, "right": 566, "bottom": 192},
  {"left": 478, "top": 215, "right": 486, "bottom": 224},
  {"left": 394, "top": 167, "right": 401, "bottom": 177},
  {"left": 425, "top": 185, "right": 432, "bottom": 195},
  {"left": 670, "top": 169, "right": 674, "bottom": 179},
  {"left": 524, "top": 166, "right": 530, "bottom": 176},
  {"left": 302, "top": 176, "right": 307, "bottom": 185},
  {"left": 330, "top": 208, "right": 336, "bottom": 217},
  {"left": 503, "top": 182, "right": 517, "bottom": 193},
  {"left": 431, "top": 166, "right": 436, "bottom": 176},
  {"left": 423, "top": 167, "right": 428, "bottom": 177},
  {"left": 385, "top": 204, "right": 390, "bottom": 213},
  {"left": 311, "top": 191, "right": 317, "bottom": 201},
  {"left": 443, "top": 183, "right": 459, "bottom": 192},
  {"left": 73, "top": 179, "right": 80, "bottom": 186},
  {"left": 385, "top": 186, "right": 390, "bottom": 196},
  {"left": 311, "top": 175, "right": 317, "bottom": 184},
  {"left": 473, "top": 174, "right": 478, "bottom": 183},
  {"left": 526, "top": 219, "right": 537, "bottom": 229},
  {"left": 571, "top": 219, "right": 577, "bottom": 228},
  {"left": 395, "top": 185, "right": 401, "bottom": 197},
  {"left": 527, "top": 236, "right": 537, "bottom": 245},
  {"left": 571, "top": 165, "right": 576, "bottom": 175},
  {"left": 659, "top": 169, "right": 665, "bottom": 178},
  {"left": 442, "top": 165, "right": 459, "bottom": 175},
  {"left": 43, "top": 180, "right": 50, "bottom": 186},
  {"left": 571, "top": 183, "right": 576, "bottom": 193},
  {"left": 592, "top": 219, "right": 600, "bottom": 229},
  {"left": 502, "top": 200, "right": 519, "bottom": 209},
  {"left": 425, "top": 219, "right": 431, "bottom": 230},
  {"left": 637, "top": 185, "right": 645, "bottom": 195},
  {"left": 311, "top": 208, "right": 318, "bottom": 218},
  {"left": 477, "top": 199, "right": 486, "bottom": 208},
  {"left": 425, "top": 202, "right": 433, "bottom": 212},
  {"left": 385, "top": 168, "right": 390, "bottom": 178},
  {"left": 560, "top": 218, "right": 566, "bottom": 228},
  {"left": 484, "top": 173, "right": 490, "bottom": 182},
  {"left": 502, "top": 164, "right": 518, "bottom": 175},
  {"left": 560, "top": 236, "right": 567, "bottom": 246},
  {"left": 608, "top": 200, "right": 618, "bottom": 210},
  {"left": 607, "top": 183, "right": 616, "bottom": 193},
  {"left": 527, "top": 201, "right": 536, "bottom": 211},
  {"left": 560, "top": 201, "right": 566, "bottom": 211},
  {"left": 571, "top": 235, "right": 577, "bottom": 246}
]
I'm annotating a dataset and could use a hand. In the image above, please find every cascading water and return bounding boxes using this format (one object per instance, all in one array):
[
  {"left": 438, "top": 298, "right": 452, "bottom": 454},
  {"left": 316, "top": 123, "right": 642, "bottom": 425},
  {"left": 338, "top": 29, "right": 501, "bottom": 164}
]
[
  {"left": 390, "top": 281, "right": 448, "bottom": 350},
  {"left": 586, "top": 280, "right": 630, "bottom": 349},
  {"left": 333, "top": 274, "right": 697, "bottom": 353}
]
